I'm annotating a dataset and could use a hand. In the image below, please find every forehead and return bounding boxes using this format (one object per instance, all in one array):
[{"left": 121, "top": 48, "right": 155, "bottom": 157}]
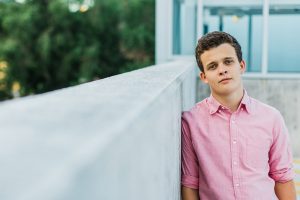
[{"left": 200, "top": 43, "right": 237, "bottom": 65}]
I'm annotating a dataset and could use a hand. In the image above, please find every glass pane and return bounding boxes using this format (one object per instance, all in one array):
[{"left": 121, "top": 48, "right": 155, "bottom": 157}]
[
  {"left": 173, "top": 0, "right": 197, "bottom": 55},
  {"left": 203, "top": 1, "right": 264, "bottom": 72},
  {"left": 268, "top": 6, "right": 300, "bottom": 73}
]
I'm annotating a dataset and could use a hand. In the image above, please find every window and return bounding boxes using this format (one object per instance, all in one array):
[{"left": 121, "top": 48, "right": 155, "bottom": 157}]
[
  {"left": 173, "top": 0, "right": 197, "bottom": 55},
  {"left": 172, "top": 0, "right": 300, "bottom": 74},
  {"left": 268, "top": 4, "right": 300, "bottom": 72}
]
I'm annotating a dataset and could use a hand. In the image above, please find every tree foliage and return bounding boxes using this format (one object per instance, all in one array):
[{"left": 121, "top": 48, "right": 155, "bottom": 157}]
[{"left": 0, "top": 0, "right": 155, "bottom": 100}]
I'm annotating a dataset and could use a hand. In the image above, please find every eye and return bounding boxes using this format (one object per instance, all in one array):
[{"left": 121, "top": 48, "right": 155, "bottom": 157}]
[
  {"left": 207, "top": 64, "right": 217, "bottom": 70},
  {"left": 224, "top": 59, "right": 233, "bottom": 65}
]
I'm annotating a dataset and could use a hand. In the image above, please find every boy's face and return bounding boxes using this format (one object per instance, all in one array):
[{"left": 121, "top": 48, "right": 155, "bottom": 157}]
[{"left": 199, "top": 43, "right": 246, "bottom": 97}]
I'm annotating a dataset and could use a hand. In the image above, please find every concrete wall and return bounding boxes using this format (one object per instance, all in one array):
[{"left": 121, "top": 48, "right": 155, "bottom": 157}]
[
  {"left": 0, "top": 61, "right": 196, "bottom": 200},
  {"left": 197, "top": 78, "right": 300, "bottom": 157}
]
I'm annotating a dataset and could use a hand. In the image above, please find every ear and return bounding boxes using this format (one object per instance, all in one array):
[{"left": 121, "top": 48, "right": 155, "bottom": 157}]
[
  {"left": 240, "top": 60, "right": 246, "bottom": 74},
  {"left": 200, "top": 72, "right": 208, "bottom": 84}
]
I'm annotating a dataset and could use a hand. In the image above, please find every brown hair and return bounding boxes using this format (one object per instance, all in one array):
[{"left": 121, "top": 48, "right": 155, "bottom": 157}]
[{"left": 195, "top": 31, "right": 243, "bottom": 72}]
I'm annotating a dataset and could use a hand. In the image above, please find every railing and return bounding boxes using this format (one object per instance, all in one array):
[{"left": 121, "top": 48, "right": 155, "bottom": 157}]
[
  {"left": 0, "top": 60, "right": 197, "bottom": 200},
  {"left": 2, "top": 59, "right": 299, "bottom": 199}
]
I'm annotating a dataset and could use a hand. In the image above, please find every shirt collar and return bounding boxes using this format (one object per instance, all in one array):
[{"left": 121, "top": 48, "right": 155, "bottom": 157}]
[
  {"left": 208, "top": 90, "right": 252, "bottom": 115},
  {"left": 207, "top": 94, "right": 222, "bottom": 115},
  {"left": 240, "top": 90, "right": 252, "bottom": 114}
]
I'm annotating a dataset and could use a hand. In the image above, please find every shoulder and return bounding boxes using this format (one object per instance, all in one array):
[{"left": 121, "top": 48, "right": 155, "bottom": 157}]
[
  {"left": 250, "top": 96, "right": 282, "bottom": 119},
  {"left": 182, "top": 98, "right": 210, "bottom": 123}
]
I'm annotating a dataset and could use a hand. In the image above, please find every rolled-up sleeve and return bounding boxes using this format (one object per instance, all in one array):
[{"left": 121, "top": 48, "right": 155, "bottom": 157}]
[
  {"left": 181, "top": 113, "right": 199, "bottom": 189},
  {"left": 268, "top": 111, "right": 294, "bottom": 183}
]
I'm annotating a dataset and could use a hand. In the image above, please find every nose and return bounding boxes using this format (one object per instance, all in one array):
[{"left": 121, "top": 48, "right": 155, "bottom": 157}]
[{"left": 218, "top": 65, "right": 228, "bottom": 76}]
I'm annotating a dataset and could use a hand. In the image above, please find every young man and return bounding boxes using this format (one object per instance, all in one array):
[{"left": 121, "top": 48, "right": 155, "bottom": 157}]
[{"left": 181, "top": 31, "right": 296, "bottom": 200}]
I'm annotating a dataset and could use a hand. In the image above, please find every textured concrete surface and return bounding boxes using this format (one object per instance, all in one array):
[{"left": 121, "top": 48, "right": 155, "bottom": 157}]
[
  {"left": 0, "top": 60, "right": 196, "bottom": 200},
  {"left": 197, "top": 78, "right": 300, "bottom": 157}
]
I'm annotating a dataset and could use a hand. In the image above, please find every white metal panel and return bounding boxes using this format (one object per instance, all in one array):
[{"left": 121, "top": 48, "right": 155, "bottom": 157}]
[
  {"left": 197, "top": 0, "right": 204, "bottom": 39},
  {"left": 155, "top": 0, "right": 173, "bottom": 64},
  {"left": 261, "top": 0, "right": 269, "bottom": 74}
]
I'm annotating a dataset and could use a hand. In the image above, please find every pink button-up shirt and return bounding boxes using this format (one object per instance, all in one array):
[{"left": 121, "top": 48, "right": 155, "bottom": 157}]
[{"left": 181, "top": 91, "right": 294, "bottom": 200}]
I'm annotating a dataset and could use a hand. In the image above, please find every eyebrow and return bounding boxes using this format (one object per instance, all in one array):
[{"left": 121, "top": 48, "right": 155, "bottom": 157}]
[{"left": 223, "top": 57, "right": 234, "bottom": 60}]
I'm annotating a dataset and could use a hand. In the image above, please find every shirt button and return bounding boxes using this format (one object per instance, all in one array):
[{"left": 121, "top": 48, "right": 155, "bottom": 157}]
[
  {"left": 233, "top": 161, "right": 237, "bottom": 165},
  {"left": 235, "top": 183, "right": 240, "bottom": 187},
  {"left": 233, "top": 140, "right": 237, "bottom": 144},
  {"left": 232, "top": 120, "right": 235, "bottom": 123}
]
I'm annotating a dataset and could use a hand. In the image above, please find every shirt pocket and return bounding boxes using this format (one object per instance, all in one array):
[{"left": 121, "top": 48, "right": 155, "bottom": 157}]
[{"left": 246, "top": 138, "right": 270, "bottom": 170}]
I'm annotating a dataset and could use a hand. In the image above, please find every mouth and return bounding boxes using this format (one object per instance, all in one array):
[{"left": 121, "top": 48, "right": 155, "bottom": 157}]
[{"left": 219, "top": 78, "right": 232, "bottom": 83}]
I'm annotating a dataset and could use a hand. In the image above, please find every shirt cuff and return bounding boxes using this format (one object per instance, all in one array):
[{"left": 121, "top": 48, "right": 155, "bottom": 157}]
[
  {"left": 269, "top": 167, "right": 295, "bottom": 183},
  {"left": 181, "top": 174, "right": 199, "bottom": 189}
]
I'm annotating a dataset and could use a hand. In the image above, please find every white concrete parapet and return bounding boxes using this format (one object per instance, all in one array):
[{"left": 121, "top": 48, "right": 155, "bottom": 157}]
[{"left": 0, "top": 60, "right": 197, "bottom": 200}]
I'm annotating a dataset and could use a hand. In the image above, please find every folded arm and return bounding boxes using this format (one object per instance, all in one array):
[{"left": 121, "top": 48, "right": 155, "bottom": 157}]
[
  {"left": 275, "top": 180, "right": 296, "bottom": 200},
  {"left": 181, "top": 186, "right": 199, "bottom": 200}
]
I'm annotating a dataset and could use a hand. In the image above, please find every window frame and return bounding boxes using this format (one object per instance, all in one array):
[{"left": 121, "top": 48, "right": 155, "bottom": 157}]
[{"left": 167, "top": 0, "right": 300, "bottom": 78}]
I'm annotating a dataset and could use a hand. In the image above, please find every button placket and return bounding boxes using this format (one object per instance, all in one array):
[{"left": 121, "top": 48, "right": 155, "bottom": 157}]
[{"left": 230, "top": 113, "right": 240, "bottom": 198}]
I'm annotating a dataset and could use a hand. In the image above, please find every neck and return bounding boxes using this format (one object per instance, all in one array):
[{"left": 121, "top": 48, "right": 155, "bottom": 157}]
[{"left": 212, "top": 87, "right": 244, "bottom": 112}]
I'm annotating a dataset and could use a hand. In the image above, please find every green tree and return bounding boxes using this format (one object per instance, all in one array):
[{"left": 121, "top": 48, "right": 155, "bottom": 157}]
[
  {"left": 0, "top": 0, "right": 155, "bottom": 100},
  {"left": 119, "top": 0, "right": 155, "bottom": 72}
]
